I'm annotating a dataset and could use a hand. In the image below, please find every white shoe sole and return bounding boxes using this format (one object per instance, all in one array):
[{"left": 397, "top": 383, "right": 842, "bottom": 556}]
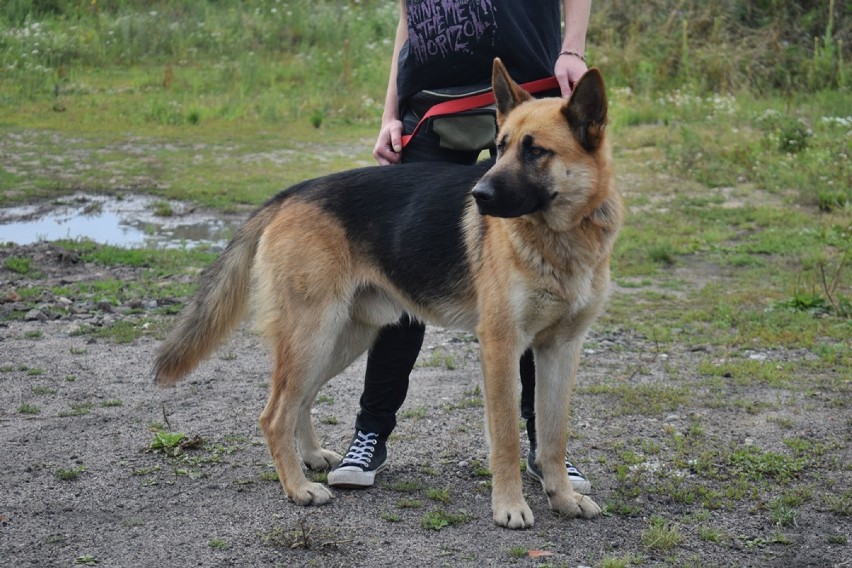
[{"left": 327, "top": 462, "right": 387, "bottom": 489}]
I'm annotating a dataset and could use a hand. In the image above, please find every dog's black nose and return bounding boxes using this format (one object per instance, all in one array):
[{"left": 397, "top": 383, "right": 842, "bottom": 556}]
[{"left": 471, "top": 183, "right": 495, "bottom": 203}]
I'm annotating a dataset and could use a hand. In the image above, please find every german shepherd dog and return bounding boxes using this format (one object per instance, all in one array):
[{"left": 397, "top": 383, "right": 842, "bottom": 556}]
[{"left": 154, "top": 59, "right": 622, "bottom": 529}]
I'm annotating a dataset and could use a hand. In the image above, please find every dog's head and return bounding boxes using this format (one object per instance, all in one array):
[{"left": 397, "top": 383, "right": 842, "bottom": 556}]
[{"left": 471, "top": 58, "right": 610, "bottom": 225}]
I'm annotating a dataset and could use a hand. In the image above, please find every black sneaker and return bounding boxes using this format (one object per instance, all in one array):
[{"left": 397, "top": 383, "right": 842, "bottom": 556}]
[
  {"left": 526, "top": 447, "right": 591, "bottom": 494},
  {"left": 327, "top": 430, "right": 387, "bottom": 488}
]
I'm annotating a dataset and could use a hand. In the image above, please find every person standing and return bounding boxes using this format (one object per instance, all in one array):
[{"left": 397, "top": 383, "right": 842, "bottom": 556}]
[{"left": 328, "top": 0, "right": 593, "bottom": 494}]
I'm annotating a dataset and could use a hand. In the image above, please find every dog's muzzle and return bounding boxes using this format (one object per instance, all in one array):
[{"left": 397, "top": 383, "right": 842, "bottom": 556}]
[{"left": 471, "top": 179, "right": 547, "bottom": 218}]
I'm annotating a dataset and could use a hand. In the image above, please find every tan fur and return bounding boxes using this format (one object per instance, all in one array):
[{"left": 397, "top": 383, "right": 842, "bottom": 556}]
[{"left": 153, "top": 59, "right": 622, "bottom": 529}]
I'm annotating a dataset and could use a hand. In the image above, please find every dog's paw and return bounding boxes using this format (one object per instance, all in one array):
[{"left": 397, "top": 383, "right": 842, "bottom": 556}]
[
  {"left": 549, "top": 491, "right": 601, "bottom": 519},
  {"left": 493, "top": 500, "right": 535, "bottom": 529},
  {"left": 303, "top": 448, "right": 342, "bottom": 471},
  {"left": 289, "top": 482, "right": 333, "bottom": 506},
  {"left": 577, "top": 495, "right": 602, "bottom": 518}
]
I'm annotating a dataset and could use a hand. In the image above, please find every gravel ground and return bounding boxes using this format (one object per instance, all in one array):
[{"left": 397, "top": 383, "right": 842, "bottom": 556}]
[{"left": 1, "top": 242, "right": 849, "bottom": 567}]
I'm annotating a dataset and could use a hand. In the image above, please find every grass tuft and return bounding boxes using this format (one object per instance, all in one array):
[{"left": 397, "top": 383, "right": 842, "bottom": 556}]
[
  {"left": 641, "top": 516, "right": 683, "bottom": 551},
  {"left": 420, "top": 509, "right": 473, "bottom": 531}
]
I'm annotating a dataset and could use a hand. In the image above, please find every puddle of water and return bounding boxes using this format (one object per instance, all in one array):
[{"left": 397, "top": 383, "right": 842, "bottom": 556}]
[{"left": 0, "top": 193, "right": 244, "bottom": 249}]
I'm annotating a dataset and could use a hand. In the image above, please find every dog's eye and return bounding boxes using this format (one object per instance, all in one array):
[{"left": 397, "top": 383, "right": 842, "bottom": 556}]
[{"left": 526, "top": 145, "right": 551, "bottom": 160}]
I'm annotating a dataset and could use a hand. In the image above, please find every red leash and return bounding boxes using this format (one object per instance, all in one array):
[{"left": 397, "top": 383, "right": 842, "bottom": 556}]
[{"left": 400, "top": 76, "right": 560, "bottom": 149}]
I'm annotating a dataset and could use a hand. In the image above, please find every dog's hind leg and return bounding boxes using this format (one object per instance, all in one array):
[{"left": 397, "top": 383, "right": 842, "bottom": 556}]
[
  {"left": 296, "top": 320, "right": 380, "bottom": 471},
  {"left": 296, "top": 405, "right": 339, "bottom": 471},
  {"left": 260, "top": 298, "right": 381, "bottom": 505},
  {"left": 253, "top": 202, "right": 364, "bottom": 504},
  {"left": 259, "top": 324, "right": 334, "bottom": 506},
  {"left": 533, "top": 335, "right": 601, "bottom": 519}
]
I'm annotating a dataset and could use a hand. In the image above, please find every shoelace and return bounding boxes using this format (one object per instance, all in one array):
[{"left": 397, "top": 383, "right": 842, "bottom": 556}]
[{"left": 340, "top": 431, "right": 378, "bottom": 467}]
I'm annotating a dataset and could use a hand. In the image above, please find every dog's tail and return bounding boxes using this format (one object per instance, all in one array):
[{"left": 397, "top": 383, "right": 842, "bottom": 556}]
[{"left": 153, "top": 204, "right": 278, "bottom": 386}]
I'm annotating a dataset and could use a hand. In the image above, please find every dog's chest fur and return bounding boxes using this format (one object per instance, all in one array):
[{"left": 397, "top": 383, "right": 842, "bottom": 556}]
[{"left": 512, "top": 223, "right": 604, "bottom": 315}]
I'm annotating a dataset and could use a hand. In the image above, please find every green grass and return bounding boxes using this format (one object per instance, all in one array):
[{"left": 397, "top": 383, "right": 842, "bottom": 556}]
[
  {"left": 92, "top": 320, "right": 153, "bottom": 344},
  {"left": 0, "top": 0, "right": 390, "bottom": 209},
  {"left": 18, "top": 403, "right": 40, "bottom": 414},
  {"left": 425, "top": 487, "right": 451, "bottom": 504},
  {"left": 258, "top": 470, "right": 278, "bottom": 483},
  {"left": 4, "top": 256, "right": 32, "bottom": 274},
  {"left": 600, "top": 554, "right": 644, "bottom": 568},
  {"left": 389, "top": 479, "right": 424, "bottom": 493},
  {"left": 580, "top": 383, "right": 689, "bottom": 416},
  {"left": 0, "top": 1, "right": 847, "bottom": 210},
  {"left": 600, "top": 411, "right": 849, "bottom": 527},
  {"left": 1, "top": 239, "right": 221, "bottom": 327},
  {"left": 399, "top": 406, "right": 427, "bottom": 420},
  {"left": 55, "top": 466, "right": 86, "bottom": 480},
  {"left": 724, "top": 446, "right": 808, "bottom": 484},
  {"left": 470, "top": 459, "right": 491, "bottom": 477},
  {"left": 442, "top": 385, "right": 484, "bottom": 412},
  {"left": 823, "top": 491, "right": 852, "bottom": 516},
  {"left": 418, "top": 350, "right": 456, "bottom": 370},
  {"left": 698, "top": 525, "right": 731, "bottom": 545},
  {"left": 641, "top": 516, "right": 684, "bottom": 551},
  {"left": 59, "top": 401, "right": 93, "bottom": 417},
  {"left": 420, "top": 509, "right": 474, "bottom": 531},
  {"left": 506, "top": 546, "right": 527, "bottom": 559},
  {"left": 380, "top": 511, "right": 401, "bottom": 523},
  {"left": 53, "top": 238, "right": 217, "bottom": 270},
  {"left": 770, "top": 498, "right": 798, "bottom": 527}
]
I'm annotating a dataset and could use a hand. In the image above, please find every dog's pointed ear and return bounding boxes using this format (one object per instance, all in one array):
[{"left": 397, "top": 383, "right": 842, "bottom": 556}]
[
  {"left": 562, "top": 68, "right": 608, "bottom": 152},
  {"left": 492, "top": 58, "right": 532, "bottom": 125}
]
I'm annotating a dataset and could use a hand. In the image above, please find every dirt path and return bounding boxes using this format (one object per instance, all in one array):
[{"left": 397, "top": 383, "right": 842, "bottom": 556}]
[{"left": 1, "top": 242, "right": 849, "bottom": 567}]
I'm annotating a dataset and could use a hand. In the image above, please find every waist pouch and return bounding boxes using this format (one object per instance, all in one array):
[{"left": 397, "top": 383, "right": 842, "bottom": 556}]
[
  {"left": 408, "top": 86, "right": 496, "bottom": 152},
  {"left": 401, "top": 77, "right": 560, "bottom": 152}
]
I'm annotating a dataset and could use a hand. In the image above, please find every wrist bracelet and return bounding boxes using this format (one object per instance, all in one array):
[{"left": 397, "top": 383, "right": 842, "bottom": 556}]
[{"left": 558, "top": 50, "right": 586, "bottom": 63}]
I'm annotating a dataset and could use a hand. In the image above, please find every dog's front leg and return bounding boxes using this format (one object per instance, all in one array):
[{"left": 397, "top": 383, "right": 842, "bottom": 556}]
[
  {"left": 533, "top": 336, "right": 601, "bottom": 519},
  {"left": 479, "top": 335, "right": 534, "bottom": 529}
]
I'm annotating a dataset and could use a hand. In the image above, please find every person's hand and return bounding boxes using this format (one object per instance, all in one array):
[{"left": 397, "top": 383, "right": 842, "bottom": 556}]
[
  {"left": 373, "top": 119, "right": 404, "bottom": 165},
  {"left": 554, "top": 53, "right": 588, "bottom": 97}
]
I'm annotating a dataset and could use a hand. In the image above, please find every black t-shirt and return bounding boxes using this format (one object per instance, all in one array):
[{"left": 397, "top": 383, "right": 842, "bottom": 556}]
[{"left": 396, "top": 0, "right": 561, "bottom": 109}]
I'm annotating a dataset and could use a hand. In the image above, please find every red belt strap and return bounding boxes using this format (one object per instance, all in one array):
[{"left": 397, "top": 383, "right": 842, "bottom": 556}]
[{"left": 400, "top": 76, "right": 560, "bottom": 149}]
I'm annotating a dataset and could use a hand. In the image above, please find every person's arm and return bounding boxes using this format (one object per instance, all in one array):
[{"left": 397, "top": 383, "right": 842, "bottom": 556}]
[
  {"left": 555, "top": 0, "right": 591, "bottom": 96},
  {"left": 373, "top": 0, "right": 408, "bottom": 165}
]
